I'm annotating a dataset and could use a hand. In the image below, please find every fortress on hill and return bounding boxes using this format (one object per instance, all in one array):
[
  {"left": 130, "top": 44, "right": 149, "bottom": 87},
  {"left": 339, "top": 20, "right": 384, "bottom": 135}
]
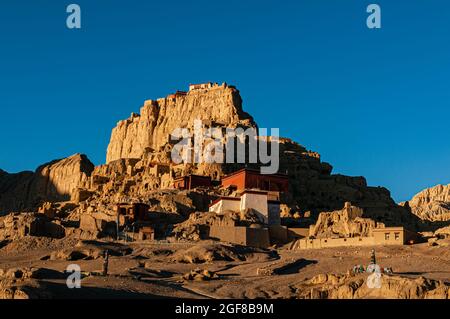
[{"left": 0, "top": 83, "right": 423, "bottom": 250}]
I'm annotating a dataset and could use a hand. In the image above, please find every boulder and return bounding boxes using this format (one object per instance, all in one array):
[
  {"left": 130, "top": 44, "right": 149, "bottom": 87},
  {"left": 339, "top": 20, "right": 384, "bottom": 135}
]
[{"left": 80, "top": 214, "right": 106, "bottom": 233}]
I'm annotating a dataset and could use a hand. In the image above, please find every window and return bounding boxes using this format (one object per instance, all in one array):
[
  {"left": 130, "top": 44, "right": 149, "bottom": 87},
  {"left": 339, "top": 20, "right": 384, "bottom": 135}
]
[
  {"left": 385, "top": 233, "right": 390, "bottom": 240},
  {"left": 394, "top": 232, "right": 400, "bottom": 240}
]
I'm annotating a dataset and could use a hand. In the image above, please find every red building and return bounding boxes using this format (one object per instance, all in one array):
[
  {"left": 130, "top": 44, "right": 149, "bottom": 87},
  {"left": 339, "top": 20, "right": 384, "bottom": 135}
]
[
  {"left": 221, "top": 168, "right": 289, "bottom": 192},
  {"left": 173, "top": 174, "right": 212, "bottom": 190}
]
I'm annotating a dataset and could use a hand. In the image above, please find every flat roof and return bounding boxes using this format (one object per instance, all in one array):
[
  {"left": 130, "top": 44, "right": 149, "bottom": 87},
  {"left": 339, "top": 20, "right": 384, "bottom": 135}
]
[
  {"left": 209, "top": 196, "right": 241, "bottom": 207},
  {"left": 174, "top": 174, "right": 211, "bottom": 181},
  {"left": 222, "top": 168, "right": 289, "bottom": 180},
  {"left": 372, "top": 227, "right": 404, "bottom": 232},
  {"left": 240, "top": 189, "right": 268, "bottom": 195}
]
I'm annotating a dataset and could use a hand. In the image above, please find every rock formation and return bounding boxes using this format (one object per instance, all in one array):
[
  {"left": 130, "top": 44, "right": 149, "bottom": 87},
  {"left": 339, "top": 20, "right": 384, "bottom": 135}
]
[
  {"left": 106, "top": 83, "right": 255, "bottom": 163},
  {"left": 403, "top": 184, "right": 450, "bottom": 222},
  {"left": 309, "top": 202, "right": 381, "bottom": 238},
  {"left": 299, "top": 273, "right": 449, "bottom": 299},
  {"left": 0, "top": 154, "right": 94, "bottom": 214}
]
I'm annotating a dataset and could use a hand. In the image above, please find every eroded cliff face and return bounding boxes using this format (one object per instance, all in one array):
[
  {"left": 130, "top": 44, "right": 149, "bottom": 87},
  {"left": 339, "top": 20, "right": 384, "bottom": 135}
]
[
  {"left": 32, "top": 154, "right": 94, "bottom": 202},
  {"left": 0, "top": 154, "right": 94, "bottom": 214},
  {"left": 405, "top": 184, "right": 450, "bottom": 222},
  {"left": 106, "top": 83, "right": 255, "bottom": 163}
]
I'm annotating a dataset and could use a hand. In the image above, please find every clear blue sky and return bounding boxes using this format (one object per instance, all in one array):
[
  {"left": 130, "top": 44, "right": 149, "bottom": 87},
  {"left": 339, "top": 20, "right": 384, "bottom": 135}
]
[{"left": 1, "top": 0, "right": 449, "bottom": 202}]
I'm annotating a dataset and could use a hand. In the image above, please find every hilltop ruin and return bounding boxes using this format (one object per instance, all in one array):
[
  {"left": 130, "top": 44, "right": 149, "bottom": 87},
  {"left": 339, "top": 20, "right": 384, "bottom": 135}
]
[{"left": 0, "top": 83, "right": 425, "bottom": 246}]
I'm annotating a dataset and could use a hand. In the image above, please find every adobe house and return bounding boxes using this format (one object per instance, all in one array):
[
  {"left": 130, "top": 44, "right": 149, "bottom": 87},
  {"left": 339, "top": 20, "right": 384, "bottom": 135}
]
[
  {"left": 173, "top": 174, "right": 212, "bottom": 190},
  {"left": 372, "top": 227, "right": 420, "bottom": 245},
  {"left": 116, "top": 203, "right": 150, "bottom": 227},
  {"left": 207, "top": 188, "right": 284, "bottom": 248},
  {"left": 189, "top": 82, "right": 214, "bottom": 91},
  {"left": 138, "top": 226, "right": 155, "bottom": 240},
  {"left": 221, "top": 168, "right": 289, "bottom": 194},
  {"left": 147, "top": 163, "right": 170, "bottom": 177},
  {"left": 116, "top": 204, "right": 174, "bottom": 240},
  {"left": 295, "top": 226, "right": 420, "bottom": 250}
]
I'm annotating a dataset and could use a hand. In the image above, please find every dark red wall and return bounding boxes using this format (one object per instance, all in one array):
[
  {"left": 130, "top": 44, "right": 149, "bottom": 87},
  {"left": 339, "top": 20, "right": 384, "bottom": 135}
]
[{"left": 221, "top": 170, "right": 289, "bottom": 192}]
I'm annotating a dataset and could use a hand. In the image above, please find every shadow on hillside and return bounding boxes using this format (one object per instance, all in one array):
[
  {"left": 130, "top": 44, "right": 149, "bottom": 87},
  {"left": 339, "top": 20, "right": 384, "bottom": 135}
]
[
  {"left": 273, "top": 258, "right": 317, "bottom": 275},
  {"left": 43, "top": 281, "right": 172, "bottom": 299}
]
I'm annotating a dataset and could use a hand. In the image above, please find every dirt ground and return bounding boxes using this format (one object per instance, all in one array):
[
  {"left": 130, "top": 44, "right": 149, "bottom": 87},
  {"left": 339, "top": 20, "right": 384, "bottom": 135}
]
[{"left": 1, "top": 237, "right": 449, "bottom": 299}]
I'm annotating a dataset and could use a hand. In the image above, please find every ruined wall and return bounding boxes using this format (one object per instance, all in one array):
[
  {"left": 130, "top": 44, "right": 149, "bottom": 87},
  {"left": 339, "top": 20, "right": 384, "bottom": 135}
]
[
  {"left": 296, "top": 237, "right": 376, "bottom": 249},
  {"left": 309, "top": 203, "right": 379, "bottom": 239},
  {"left": 209, "top": 225, "right": 247, "bottom": 245},
  {"left": 209, "top": 225, "right": 270, "bottom": 248},
  {"left": 268, "top": 225, "right": 288, "bottom": 243},
  {"left": 246, "top": 227, "right": 270, "bottom": 248}
]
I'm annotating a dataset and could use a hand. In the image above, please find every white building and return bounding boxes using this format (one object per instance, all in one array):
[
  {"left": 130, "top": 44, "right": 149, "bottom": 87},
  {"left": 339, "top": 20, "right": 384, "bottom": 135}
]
[
  {"left": 209, "top": 190, "right": 280, "bottom": 226},
  {"left": 209, "top": 196, "right": 241, "bottom": 213},
  {"left": 189, "top": 82, "right": 214, "bottom": 91}
]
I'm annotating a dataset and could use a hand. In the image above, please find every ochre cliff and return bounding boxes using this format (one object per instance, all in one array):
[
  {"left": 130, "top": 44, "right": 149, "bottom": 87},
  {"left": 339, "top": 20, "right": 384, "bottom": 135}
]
[
  {"left": 106, "top": 83, "right": 255, "bottom": 163},
  {"left": 0, "top": 154, "right": 94, "bottom": 214},
  {"left": 404, "top": 184, "right": 450, "bottom": 222}
]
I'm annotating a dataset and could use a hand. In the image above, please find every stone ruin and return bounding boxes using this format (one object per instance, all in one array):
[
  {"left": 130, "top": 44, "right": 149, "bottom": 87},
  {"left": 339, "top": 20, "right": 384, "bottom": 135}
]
[{"left": 309, "top": 202, "right": 382, "bottom": 239}]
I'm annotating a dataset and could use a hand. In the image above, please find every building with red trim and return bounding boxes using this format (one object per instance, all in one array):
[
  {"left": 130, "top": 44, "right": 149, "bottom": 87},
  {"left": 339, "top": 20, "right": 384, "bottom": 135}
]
[
  {"left": 221, "top": 168, "right": 289, "bottom": 193},
  {"left": 173, "top": 174, "right": 212, "bottom": 190},
  {"left": 209, "top": 190, "right": 281, "bottom": 226}
]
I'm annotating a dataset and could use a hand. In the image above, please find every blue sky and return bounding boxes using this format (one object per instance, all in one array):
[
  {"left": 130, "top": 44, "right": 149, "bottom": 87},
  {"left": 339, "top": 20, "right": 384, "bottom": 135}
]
[{"left": 0, "top": 0, "right": 449, "bottom": 202}]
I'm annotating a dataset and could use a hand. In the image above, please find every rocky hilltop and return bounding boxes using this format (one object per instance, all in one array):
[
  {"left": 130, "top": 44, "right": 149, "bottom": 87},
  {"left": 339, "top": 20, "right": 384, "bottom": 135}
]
[
  {"left": 403, "top": 184, "right": 450, "bottom": 222},
  {"left": 0, "top": 154, "right": 94, "bottom": 214},
  {"left": 0, "top": 83, "right": 420, "bottom": 231},
  {"left": 106, "top": 83, "right": 255, "bottom": 163}
]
